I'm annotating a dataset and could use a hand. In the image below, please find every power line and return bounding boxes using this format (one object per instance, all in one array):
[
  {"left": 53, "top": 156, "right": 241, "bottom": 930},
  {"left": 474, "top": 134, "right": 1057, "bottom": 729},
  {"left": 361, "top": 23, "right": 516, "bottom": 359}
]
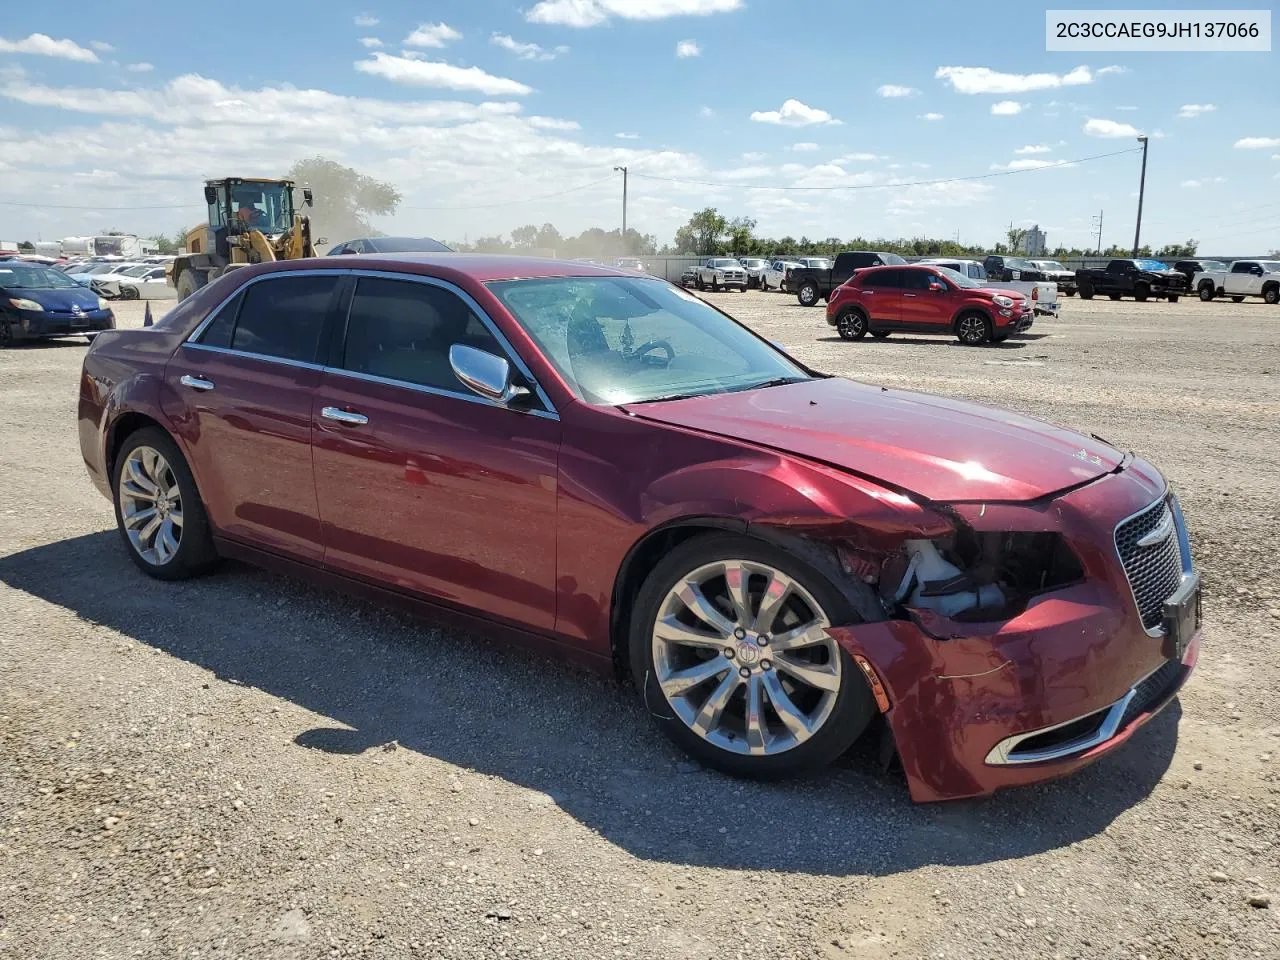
[
  {"left": 399, "top": 173, "right": 618, "bottom": 211},
  {"left": 627, "top": 147, "right": 1142, "bottom": 192},
  {"left": 0, "top": 198, "right": 203, "bottom": 210}
]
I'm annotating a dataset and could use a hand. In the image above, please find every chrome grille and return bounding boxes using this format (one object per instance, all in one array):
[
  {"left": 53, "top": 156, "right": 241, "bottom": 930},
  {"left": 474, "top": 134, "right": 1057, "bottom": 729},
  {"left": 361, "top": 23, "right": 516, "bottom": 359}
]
[{"left": 1115, "top": 498, "right": 1183, "bottom": 632}]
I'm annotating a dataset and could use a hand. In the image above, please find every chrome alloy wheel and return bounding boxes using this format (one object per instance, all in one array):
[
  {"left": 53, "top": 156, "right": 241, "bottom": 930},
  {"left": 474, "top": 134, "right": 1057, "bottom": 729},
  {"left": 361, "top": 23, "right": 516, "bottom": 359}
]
[
  {"left": 118, "top": 446, "right": 183, "bottom": 565},
  {"left": 651, "top": 560, "right": 842, "bottom": 756},
  {"left": 958, "top": 315, "right": 987, "bottom": 343}
]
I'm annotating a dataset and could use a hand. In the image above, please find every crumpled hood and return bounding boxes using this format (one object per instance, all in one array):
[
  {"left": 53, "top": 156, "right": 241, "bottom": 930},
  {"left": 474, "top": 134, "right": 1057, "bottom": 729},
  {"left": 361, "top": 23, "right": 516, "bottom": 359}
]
[{"left": 624, "top": 377, "right": 1124, "bottom": 502}]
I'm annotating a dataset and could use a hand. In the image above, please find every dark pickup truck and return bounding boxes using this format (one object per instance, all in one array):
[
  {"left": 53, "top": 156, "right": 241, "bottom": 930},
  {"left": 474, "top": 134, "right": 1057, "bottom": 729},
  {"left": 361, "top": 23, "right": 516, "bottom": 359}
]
[
  {"left": 790, "top": 250, "right": 907, "bottom": 306},
  {"left": 1075, "top": 258, "right": 1187, "bottom": 302}
]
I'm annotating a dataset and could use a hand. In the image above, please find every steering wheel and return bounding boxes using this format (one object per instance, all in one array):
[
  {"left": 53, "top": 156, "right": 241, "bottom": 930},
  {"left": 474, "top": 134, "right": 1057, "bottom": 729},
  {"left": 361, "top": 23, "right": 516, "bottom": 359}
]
[{"left": 632, "top": 339, "right": 674, "bottom": 367}]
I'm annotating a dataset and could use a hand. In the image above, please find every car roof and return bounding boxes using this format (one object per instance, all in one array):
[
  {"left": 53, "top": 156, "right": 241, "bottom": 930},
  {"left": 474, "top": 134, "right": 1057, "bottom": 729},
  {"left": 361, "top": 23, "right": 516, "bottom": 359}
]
[{"left": 262, "top": 253, "right": 645, "bottom": 283}]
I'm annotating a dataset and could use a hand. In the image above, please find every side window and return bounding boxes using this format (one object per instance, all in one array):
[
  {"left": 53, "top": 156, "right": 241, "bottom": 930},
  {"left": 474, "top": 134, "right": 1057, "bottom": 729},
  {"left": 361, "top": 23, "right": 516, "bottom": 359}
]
[
  {"left": 863, "top": 269, "right": 903, "bottom": 289},
  {"left": 341, "top": 277, "right": 505, "bottom": 393},
  {"left": 902, "top": 270, "right": 933, "bottom": 291},
  {"left": 230, "top": 275, "right": 339, "bottom": 363},
  {"left": 196, "top": 291, "right": 243, "bottom": 349},
  {"left": 1231, "top": 261, "right": 1253, "bottom": 274}
]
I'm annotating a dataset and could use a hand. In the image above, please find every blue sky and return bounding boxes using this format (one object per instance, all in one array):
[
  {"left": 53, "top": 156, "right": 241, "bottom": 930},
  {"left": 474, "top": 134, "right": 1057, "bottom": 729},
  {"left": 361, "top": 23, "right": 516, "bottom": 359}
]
[{"left": 0, "top": 0, "right": 1276, "bottom": 253}]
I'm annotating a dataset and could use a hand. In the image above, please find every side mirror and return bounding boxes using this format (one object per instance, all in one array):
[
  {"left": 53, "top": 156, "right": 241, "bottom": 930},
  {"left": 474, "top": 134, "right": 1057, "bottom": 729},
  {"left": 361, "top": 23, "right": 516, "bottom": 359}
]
[
  {"left": 303, "top": 187, "right": 314, "bottom": 206},
  {"left": 928, "top": 280, "right": 947, "bottom": 292},
  {"left": 203, "top": 186, "right": 217, "bottom": 205},
  {"left": 449, "top": 344, "right": 531, "bottom": 406}
]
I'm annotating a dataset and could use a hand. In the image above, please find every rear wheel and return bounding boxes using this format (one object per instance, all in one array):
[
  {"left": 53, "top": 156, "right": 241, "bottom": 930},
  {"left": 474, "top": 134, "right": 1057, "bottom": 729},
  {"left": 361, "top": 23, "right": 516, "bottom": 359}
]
[
  {"left": 1078, "top": 281, "right": 1095, "bottom": 300},
  {"left": 1134, "top": 283, "right": 1150, "bottom": 302},
  {"left": 797, "top": 282, "right": 820, "bottom": 307},
  {"left": 175, "top": 269, "right": 205, "bottom": 302},
  {"left": 121, "top": 285, "right": 140, "bottom": 301},
  {"left": 631, "top": 533, "right": 876, "bottom": 780},
  {"left": 835, "top": 310, "right": 867, "bottom": 340},
  {"left": 1198, "top": 281, "right": 1216, "bottom": 301},
  {"left": 956, "top": 312, "right": 992, "bottom": 346},
  {"left": 112, "top": 427, "right": 217, "bottom": 581}
]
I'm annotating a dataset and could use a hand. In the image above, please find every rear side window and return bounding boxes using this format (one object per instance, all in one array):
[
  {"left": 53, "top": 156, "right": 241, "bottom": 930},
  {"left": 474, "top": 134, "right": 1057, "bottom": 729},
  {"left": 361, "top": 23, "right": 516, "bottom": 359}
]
[
  {"left": 230, "top": 275, "right": 339, "bottom": 363},
  {"left": 861, "top": 269, "right": 904, "bottom": 289},
  {"left": 197, "top": 290, "right": 243, "bottom": 348},
  {"left": 341, "top": 277, "right": 504, "bottom": 393}
]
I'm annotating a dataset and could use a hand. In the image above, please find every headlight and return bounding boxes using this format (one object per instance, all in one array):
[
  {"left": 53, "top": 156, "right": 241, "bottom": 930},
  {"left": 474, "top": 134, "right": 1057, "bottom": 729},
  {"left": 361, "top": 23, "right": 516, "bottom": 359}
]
[
  {"left": 8, "top": 297, "right": 44, "bottom": 311},
  {"left": 97, "top": 297, "right": 110, "bottom": 310},
  {"left": 991, "top": 295, "right": 1013, "bottom": 308}
]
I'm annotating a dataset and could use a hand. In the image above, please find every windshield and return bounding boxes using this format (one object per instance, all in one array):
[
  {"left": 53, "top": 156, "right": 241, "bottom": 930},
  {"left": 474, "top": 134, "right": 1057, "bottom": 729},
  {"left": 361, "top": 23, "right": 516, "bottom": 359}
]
[
  {"left": 230, "top": 182, "right": 293, "bottom": 235},
  {"left": 0, "top": 264, "right": 83, "bottom": 289},
  {"left": 708, "top": 258, "right": 741, "bottom": 268},
  {"left": 1005, "top": 257, "right": 1037, "bottom": 271},
  {"left": 741, "top": 259, "right": 767, "bottom": 268},
  {"left": 372, "top": 237, "right": 453, "bottom": 253},
  {"left": 1258, "top": 261, "right": 1280, "bottom": 272},
  {"left": 802, "top": 258, "right": 832, "bottom": 268},
  {"left": 488, "top": 276, "right": 810, "bottom": 405},
  {"left": 878, "top": 253, "right": 907, "bottom": 265},
  {"left": 1134, "top": 259, "right": 1168, "bottom": 271},
  {"left": 1036, "top": 260, "right": 1068, "bottom": 271},
  {"left": 934, "top": 267, "right": 984, "bottom": 289},
  {"left": 119, "top": 265, "right": 152, "bottom": 277}
]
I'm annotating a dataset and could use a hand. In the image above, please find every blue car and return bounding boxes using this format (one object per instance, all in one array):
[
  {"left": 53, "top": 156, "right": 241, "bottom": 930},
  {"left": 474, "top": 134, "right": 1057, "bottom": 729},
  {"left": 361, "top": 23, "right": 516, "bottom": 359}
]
[{"left": 0, "top": 261, "right": 116, "bottom": 347}]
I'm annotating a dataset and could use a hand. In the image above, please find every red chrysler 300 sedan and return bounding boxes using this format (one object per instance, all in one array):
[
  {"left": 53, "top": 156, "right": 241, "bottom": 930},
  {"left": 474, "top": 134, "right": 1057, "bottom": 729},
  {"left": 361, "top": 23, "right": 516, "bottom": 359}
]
[{"left": 78, "top": 256, "right": 1201, "bottom": 802}]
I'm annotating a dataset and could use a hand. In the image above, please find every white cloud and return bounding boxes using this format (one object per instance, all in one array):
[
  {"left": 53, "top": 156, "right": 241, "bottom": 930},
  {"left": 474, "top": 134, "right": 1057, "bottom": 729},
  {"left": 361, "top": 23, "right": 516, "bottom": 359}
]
[
  {"left": 1181, "top": 176, "right": 1226, "bottom": 188},
  {"left": 1015, "top": 144, "right": 1051, "bottom": 154},
  {"left": 405, "top": 23, "right": 462, "bottom": 48},
  {"left": 1115, "top": 105, "right": 1138, "bottom": 111},
  {"left": 887, "top": 180, "right": 992, "bottom": 214},
  {"left": 355, "top": 53, "right": 532, "bottom": 96},
  {"left": 990, "top": 100, "right": 1024, "bottom": 116},
  {"left": 359, "top": 37, "right": 384, "bottom": 48},
  {"left": 528, "top": 116, "right": 580, "bottom": 130},
  {"left": 526, "top": 0, "right": 743, "bottom": 27},
  {"left": 741, "top": 151, "right": 766, "bottom": 161},
  {"left": 698, "top": 105, "right": 713, "bottom": 118},
  {"left": 0, "top": 33, "right": 100, "bottom": 62},
  {"left": 834, "top": 152, "right": 883, "bottom": 163},
  {"left": 125, "top": 63, "right": 154, "bottom": 73},
  {"left": 615, "top": 132, "right": 640, "bottom": 139},
  {"left": 935, "top": 64, "right": 1093, "bottom": 94},
  {"left": 1096, "top": 65, "right": 1127, "bottom": 75},
  {"left": 750, "top": 98, "right": 839, "bottom": 127},
  {"left": 675, "top": 39, "right": 701, "bottom": 57},
  {"left": 1176, "top": 103, "right": 1215, "bottom": 119},
  {"left": 354, "top": 15, "right": 380, "bottom": 27},
  {"left": 1235, "top": 136, "right": 1280, "bottom": 148},
  {"left": 990, "top": 158, "right": 1061, "bottom": 171},
  {"left": 90, "top": 41, "right": 114, "bottom": 52},
  {"left": 876, "top": 84, "right": 917, "bottom": 98},
  {"left": 789, "top": 141, "right": 819, "bottom": 152},
  {"left": 920, "top": 112, "right": 943, "bottom": 121},
  {"left": 491, "top": 34, "right": 566, "bottom": 61},
  {"left": 1084, "top": 117, "right": 1139, "bottom": 138}
]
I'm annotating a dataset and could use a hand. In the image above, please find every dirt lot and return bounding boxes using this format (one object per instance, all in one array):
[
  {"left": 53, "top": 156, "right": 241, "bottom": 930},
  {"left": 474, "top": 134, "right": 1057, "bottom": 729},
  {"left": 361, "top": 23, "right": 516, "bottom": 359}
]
[{"left": 2, "top": 292, "right": 1278, "bottom": 959}]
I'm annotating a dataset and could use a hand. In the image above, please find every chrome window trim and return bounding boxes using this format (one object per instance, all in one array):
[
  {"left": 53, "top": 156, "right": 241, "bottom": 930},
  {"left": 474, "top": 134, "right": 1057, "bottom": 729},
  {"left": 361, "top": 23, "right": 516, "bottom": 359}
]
[
  {"left": 181, "top": 267, "right": 558, "bottom": 418},
  {"left": 1111, "top": 485, "right": 1178, "bottom": 639},
  {"left": 984, "top": 658, "right": 1174, "bottom": 766}
]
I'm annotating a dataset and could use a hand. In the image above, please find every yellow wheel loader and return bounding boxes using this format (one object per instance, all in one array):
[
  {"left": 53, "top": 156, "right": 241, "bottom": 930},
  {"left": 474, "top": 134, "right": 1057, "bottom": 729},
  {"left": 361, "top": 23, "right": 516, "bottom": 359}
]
[{"left": 168, "top": 178, "right": 318, "bottom": 300}]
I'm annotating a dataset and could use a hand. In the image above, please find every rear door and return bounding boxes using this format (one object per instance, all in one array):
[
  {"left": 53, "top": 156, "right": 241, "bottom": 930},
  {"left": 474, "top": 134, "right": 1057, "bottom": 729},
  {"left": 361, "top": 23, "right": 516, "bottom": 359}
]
[
  {"left": 311, "top": 272, "right": 561, "bottom": 629},
  {"left": 165, "top": 271, "right": 343, "bottom": 562},
  {"left": 860, "top": 268, "right": 905, "bottom": 325}
]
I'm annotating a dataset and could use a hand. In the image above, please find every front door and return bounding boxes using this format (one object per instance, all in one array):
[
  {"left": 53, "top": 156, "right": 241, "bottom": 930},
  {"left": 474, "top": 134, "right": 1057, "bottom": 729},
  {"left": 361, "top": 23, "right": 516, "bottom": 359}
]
[
  {"left": 899, "top": 268, "right": 948, "bottom": 329},
  {"left": 164, "top": 272, "right": 343, "bottom": 562},
  {"left": 311, "top": 274, "right": 561, "bottom": 630}
]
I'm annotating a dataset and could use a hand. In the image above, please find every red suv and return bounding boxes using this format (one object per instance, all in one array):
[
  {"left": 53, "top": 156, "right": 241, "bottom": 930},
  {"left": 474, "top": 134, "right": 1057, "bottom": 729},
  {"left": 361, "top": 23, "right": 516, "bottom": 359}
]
[{"left": 826, "top": 264, "right": 1031, "bottom": 345}]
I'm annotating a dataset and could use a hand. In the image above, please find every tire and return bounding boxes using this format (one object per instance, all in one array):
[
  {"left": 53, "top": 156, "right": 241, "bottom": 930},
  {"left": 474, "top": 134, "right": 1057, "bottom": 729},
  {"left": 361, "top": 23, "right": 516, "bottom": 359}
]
[
  {"left": 869, "top": 330, "right": 891, "bottom": 339},
  {"left": 1078, "top": 281, "right": 1095, "bottom": 300},
  {"left": 1198, "top": 282, "right": 1216, "bottom": 301},
  {"left": 797, "top": 282, "right": 819, "bottom": 307},
  {"left": 121, "top": 285, "right": 141, "bottom": 301},
  {"left": 695, "top": 275, "right": 705, "bottom": 291},
  {"left": 1264, "top": 285, "right": 1279, "bottom": 305},
  {"left": 1134, "top": 283, "right": 1150, "bottom": 302},
  {"left": 835, "top": 309, "right": 867, "bottom": 340},
  {"left": 0, "top": 318, "right": 16, "bottom": 350},
  {"left": 1231, "top": 296, "right": 1244, "bottom": 303},
  {"left": 630, "top": 532, "right": 876, "bottom": 780},
  {"left": 956, "top": 311, "right": 992, "bottom": 346},
  {"left": 112, "top": 426, "right": 217, "bottom": 581},
  {"left": 175, "top": 269, "right": 204, "bottom": 302}
]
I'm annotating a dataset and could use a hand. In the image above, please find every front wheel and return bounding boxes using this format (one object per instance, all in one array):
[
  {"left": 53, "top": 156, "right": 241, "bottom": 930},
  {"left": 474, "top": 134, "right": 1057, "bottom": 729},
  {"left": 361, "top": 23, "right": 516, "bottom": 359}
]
[
  {"left": 1134, "top": 283, "right": 1150, "bottom": 302},
  {"left": 631, "top": 533, "right": 876, "bottom": 780},
  {"left": 1078, "top": 281, "right": 1095, "bottom": 300},
  {"left": 1198, "top": 282, "right": 1216, "bottom": 301},
  {"left": 835, "top": 310, "right": 867, "bottom": 340},
  {"left": 175, "top": 270, "right": 204, "bottom": 302},
  {"left": 0, "top": 320, "right": 16, "bottom": 350},
  {"left": 797, "top": 282, "right": 819, "bottom": 307},
  {"left": 112, "top": 427, "right": 218, "bottom": 580},
  {"left": 1264, "top": 286, "right": 1279, "bottom": 305},
  {"left": 956, "top": 312, "right": 992, "bottom": 346}
]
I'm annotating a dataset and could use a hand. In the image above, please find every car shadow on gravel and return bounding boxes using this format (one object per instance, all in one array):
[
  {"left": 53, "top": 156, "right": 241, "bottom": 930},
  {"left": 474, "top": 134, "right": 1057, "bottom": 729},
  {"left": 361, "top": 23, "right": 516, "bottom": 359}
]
[
  {"left": 816, "top": 336, "right": 1030, "bottom": 349},
  {"left": 1, "top": 531, "right": 1182, "bottom": 878}
]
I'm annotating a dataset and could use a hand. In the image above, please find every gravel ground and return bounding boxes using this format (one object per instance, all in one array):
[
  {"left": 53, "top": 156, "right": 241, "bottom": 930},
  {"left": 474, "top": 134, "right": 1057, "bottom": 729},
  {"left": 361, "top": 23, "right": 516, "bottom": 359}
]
[{"left": 2, "top": 292, "right": 1278, "bottom": 959}]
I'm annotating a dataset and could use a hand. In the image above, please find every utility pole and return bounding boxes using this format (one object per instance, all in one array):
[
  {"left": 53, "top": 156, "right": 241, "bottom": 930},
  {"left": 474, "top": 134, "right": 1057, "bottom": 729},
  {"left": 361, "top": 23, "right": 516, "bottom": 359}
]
[
  {"left": 1132, "top": 135, "right": 1149, "bottom": 256},
  {"left": 613, "top": 165, "right": 628, "bottom": 248},
  {"left": 1090, "top": 210, "right": 1104, "bottom": 254}
]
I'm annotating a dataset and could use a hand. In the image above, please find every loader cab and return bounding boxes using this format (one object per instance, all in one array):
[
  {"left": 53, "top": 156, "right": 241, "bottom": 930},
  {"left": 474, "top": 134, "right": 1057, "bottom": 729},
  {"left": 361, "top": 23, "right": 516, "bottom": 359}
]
[{"left": 205, "top": 178, "right": 297, "bottom": 240}]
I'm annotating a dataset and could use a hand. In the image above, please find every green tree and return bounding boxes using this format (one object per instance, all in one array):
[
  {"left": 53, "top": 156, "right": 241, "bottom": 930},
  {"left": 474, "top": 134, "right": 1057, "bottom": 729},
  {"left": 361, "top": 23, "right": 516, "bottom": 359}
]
[
  {"left": 510, "top": 225, "right": 539, "bottom": 250},
  {"left": 673, "top": 208, "right": 728, "bottom": 255},
  {"left": 285, "top": 157, "right": 401, "bottom": 248},
  {"left": 17, "top": 240, "right": 33, "bottom": 250},
  {"left": 724, "top": 215, "right": 757, "bottom": 255},
  {"left": 1156, "top": 239, "right": 1198, "bottom": 258}
]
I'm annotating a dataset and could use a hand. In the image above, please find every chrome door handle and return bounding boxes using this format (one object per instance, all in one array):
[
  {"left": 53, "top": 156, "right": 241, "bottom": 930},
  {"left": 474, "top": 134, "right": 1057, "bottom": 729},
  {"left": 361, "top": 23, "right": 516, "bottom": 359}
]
[
  {"left": 180, "top": 374, "right": 215, "bottom": 391},
  {"left": 321, "top": 406, "right": 369, "bottom": 426},
  {"left": 902, "top": 293, "right": 918, "bottom": 297}
]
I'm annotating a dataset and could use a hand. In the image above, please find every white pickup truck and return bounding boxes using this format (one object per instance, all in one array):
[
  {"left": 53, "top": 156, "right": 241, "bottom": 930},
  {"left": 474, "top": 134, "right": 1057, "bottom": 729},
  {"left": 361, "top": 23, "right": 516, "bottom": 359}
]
[
  {"left": 1192, "top": 259, "right": 1280, "bottom": 304},
  {"left": 918, "top": 258, "right": 1060, "bottom": 318}
]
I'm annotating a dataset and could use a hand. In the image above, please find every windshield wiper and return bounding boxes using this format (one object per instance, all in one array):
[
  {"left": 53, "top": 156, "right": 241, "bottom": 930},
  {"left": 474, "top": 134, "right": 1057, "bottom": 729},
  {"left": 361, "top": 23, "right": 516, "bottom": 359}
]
[
  {"left": 728, "top": 376, "right": 809, "bottom": 393},
  {"left": 627, "top": 392, "right": 707, "bottom": 404}
]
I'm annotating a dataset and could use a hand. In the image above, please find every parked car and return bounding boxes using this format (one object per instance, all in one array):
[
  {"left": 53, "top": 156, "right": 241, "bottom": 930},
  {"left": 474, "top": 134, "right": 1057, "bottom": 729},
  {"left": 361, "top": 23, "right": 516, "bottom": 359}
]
[
  {"left": 1192, "top": 259, "right": 1280, "bottom": 304},
  {"left": 326, "top": 237, "right": 454, "bottom": 255},
  {"left": 983, "top": 255, "right": 1051, "bottom": 283},
  {"left": 0, "top": 260, "right": 115, "bottom": 347},
  {"left": 92, "top": 264, "right": 161, "bottom": 299},
  {"left": 680, "top": 264, "right": 699, "bottom": 287},
  {"left": 789, "top": 251, "right": 908, "bottom": 306},
  {"left": 613, "top": 258, "right": 648, "bottom": 273},
  {"left": 738, "top": 257, "right": 770, "bottom": 289},
  {"left": 1028, "top": 259, "right": 1078, "bottom": 297},
  {"left": 694, "top": 257, "right": 748, "bottom": 291},
  {"left": 1171, "top": 259, "right": 1228, "bottom": 288},
  {"left": 1076, "top": 259, "right": 1187, "bottom": 302},
  {"left": 78, "top": 254, "right": 1200, "bottom": 802},
  {"left": 761, "top": 258, "right": 803, "bottom": 292},
  {"left": 62, "top": 262, "right": 125, "bottom": 286},
  {"left": 97, "top": 265, "right": 176, "bottom": 301},
  {"left": 918, "top": 258, "right": 1059, "bottom": 318},
  {"left": 827, "top": 264, "right": 1032, "bottom": 345}
]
